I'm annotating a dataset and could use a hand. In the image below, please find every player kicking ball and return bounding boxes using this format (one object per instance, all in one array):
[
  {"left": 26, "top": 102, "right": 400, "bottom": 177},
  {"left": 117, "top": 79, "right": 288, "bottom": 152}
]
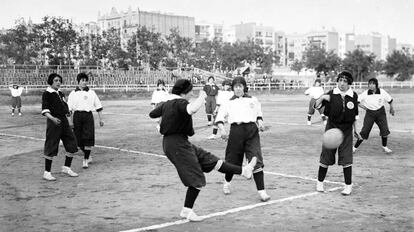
[
  {"left": 149, "top": 79, "right": 257, "bottom": 222},
  {"left": 215, "top": 76, "right": 271, "bottom": 202}
]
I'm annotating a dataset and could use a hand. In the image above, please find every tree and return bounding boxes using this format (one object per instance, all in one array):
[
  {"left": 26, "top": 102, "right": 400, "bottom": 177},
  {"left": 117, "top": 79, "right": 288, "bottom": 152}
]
[
  {"left": 303, "top": 46, "right": 341, "bottom": 76},
  {"left": 34, "top": 16, "right": 78, "bottom": 65},
  {"left": 192, "top": 38, "right": 223, "bottom": 71},
  {"left": 166, "top": 28, "right": 194, "bottom": 69},
  {"left": 383, "top": 50, "right": 414, "bottom": 81},
  {"left": 290, "top": 59, "right": 303, "bottom": 74},
  {"left": 371, "top": 60, "right": 384, "bottom": 73},
  {"left": 127, "top": 26, "right": 167, "bottom": 70},
  {"left": 325, "top": 51, "right": 341, "bottom": 74},
  {"left": 255, "top": 47, "right": 277, "bottom": 74},
  {"left": 218, "top": 39, "right": 265, "bottom": 72},
  {"left": 192, "top": 39, "right": 214, "bottom": 70},
  {"left": 236, "top": 39, "right": 263, "bottom": 65},
  {"left": 102, "top": 28, "right": 131, "bottom": 69},
  {"left": 342, "top": 49, "right": 375, "bottom": 82},
  {"left": 220, "top": 42, "right": 238, "bottom": 71},
  {"left": 75, "top": 35, "right": 95, "bottom": 65},
  {"left": 88, "top": 33, "right": 107, "bottom": 66},
  {"left": 0, "top": 23, "right": 38, "bottom": 64}
]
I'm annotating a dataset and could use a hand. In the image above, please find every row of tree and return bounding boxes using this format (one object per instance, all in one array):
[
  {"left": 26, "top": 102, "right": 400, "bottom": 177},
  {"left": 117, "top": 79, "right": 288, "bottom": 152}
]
[
  {"left": 291, "top": 46, "right": 414, "bottom": 81},
  {"left": 1, "top": 16, "right": 413, "bottom": 80},
  {"left": 0, "top": 16, "right": 276, "bottom": 74}
]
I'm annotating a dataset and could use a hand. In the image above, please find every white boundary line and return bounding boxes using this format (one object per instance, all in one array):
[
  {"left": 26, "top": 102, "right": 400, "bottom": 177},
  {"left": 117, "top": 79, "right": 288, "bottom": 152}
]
[
  {"left": 0, "top": 132, "right": 343, "bottom": 185},
  {"left": 120, "top": 186, "right": 343, "bottom": 232},
  {"left": 0, "top": 132, "right": 345, "bottom": 231},
  {"left": 0, "top": 133, "right": 45, "bottom": 141},
  {"left": 104, "top": 112, "right": 413, "bottom": 133},
  {"left": 95, "top": 145, "right": 165, "bottom": 158},
  {"left": 265, "top": 171, "right": 343, "bottom": 185}
]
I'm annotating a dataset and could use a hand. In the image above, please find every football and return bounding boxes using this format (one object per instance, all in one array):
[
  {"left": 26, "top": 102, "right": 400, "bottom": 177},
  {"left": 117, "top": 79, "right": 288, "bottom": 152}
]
[{"left": 322, "top": 128, "right": 344, "bottom": 149}]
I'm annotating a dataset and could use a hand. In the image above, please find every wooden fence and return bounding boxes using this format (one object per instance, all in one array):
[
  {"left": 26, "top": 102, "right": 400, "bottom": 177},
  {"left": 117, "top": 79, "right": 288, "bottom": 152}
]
[
  {"left": 1, "top": 81, "right": 412, "bottom": 94},
  {"left": 1, "top": 67, "right": 413, "bottom": 93}
]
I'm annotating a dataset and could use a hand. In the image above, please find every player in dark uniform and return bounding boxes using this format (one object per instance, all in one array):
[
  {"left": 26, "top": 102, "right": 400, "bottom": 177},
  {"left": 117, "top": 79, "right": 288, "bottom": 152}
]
[
  {"left": 149, "top": 79, "right": 257, "bottom": 222},
  {"left": 203, "top": 76, "right": 219, "bottom": 126},
  {"left": 41, "top": 73, "right": 79, "bottom": 181},
  {"left": 314, "top": 71, "right": 362, "bottom": 195}
]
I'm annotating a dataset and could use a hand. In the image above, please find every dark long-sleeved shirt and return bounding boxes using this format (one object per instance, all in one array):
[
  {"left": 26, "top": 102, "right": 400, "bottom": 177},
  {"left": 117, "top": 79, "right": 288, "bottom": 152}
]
[
  {"left": 149, "top": 96, "right": 194, "bottom": 137},
  {"left": 41, "top": 87, "right": 70, "bottom": 119}
]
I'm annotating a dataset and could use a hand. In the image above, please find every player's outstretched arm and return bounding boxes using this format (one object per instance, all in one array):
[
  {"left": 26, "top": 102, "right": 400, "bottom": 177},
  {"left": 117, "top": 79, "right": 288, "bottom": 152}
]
[
  {"left": 187, "top": 90, "right": 207, "bottom": 115},
  {"left": 314, "top": 94, "right": 330, "bottom": 109},
  {"left": 149, "top": 105, "right": 162, "bottom": 119}
]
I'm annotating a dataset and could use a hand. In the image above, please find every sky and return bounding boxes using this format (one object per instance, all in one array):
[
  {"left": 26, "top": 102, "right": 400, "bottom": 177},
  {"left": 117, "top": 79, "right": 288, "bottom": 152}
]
[{"left": 1, "top": 0, "right": 413, "bottom": 44}]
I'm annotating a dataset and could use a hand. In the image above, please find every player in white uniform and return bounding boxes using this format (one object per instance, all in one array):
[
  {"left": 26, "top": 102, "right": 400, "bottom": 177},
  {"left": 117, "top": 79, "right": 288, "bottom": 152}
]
[
  {"left": 216, "top": 77, "right": 271, "bottom": 202},
  {"left": 353, "top": 78, "right": 395, "bottom": 154},
  {"left": 304, "top": 79, "right": 326, "bottom": 125},
  {"left": 150, "top": 79, "right": 169, "bottom": 132},
  {"left": 9, "top": 84, "right": 24, "bottom": 116},
  {"left": 68, "top": 73, "right": 104, "bottom": 168}
]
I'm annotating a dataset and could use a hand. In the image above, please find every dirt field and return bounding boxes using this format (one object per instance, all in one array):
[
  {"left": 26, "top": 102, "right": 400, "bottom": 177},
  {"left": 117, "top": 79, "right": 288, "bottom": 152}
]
[{"left": 0, "top": 89, "right": 413, "bottom": 232}]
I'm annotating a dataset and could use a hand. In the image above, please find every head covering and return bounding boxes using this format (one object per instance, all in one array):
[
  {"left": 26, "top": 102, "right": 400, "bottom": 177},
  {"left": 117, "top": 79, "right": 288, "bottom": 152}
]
[
  {"left": 336, "top": 71, "right": 353, "bottom": 85},
  {"left": 368, "top": 77, "right": 379, "bottom": 89},
  {"left": 77, "top": 73, "right": 89, "bottom": 83},
  {"left": 231, "top": 76, "right": 248, "bottom": 92},
  {"left": 47, "top": 73, "right": 63, "bottom": 85},
  {"left": 314, "top": 79, "right": 321, "bottom": 85},
  {"left": 208, "top": 76, "right": 215, "bottom": 82},
  {"left": 172, "top": 79, "right": 193, "bottom": 95}
]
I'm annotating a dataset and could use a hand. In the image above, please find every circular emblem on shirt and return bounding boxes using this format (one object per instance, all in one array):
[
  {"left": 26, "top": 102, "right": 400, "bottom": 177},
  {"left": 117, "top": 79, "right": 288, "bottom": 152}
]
[
  {"left": 83, "top": 96, "right": 88, "bottom": 100},
  {"left": 347, "top": 102, "right": 354, "bottom": 109}
]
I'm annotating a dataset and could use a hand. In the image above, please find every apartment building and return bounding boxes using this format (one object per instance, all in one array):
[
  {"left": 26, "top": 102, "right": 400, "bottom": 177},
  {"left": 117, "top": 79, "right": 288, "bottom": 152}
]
[
  {"left": 354, "top": 33, "right": 382, "bottom": 59},
  {"left": 381, "top": 35, "right": 397, "bottom": 60},
  {"left": 194, "top": 21, "right": 224, "bottom": 45},
  {"left": 338, "top": 32, "right": 355, "bottom": 59},
  {"left": 274, "top": 31, "right": 286, "bottom": 66},
  {"left": 306, "top": 30, "right": 339, "bottom": 53},
  {"left": 97, "top": 7, "right": 195, "bottom": 43},
  {"left": 233, "top": 22, "right": 275, "bottom": 50},
  {"left": 285, "top": 33, "right": 307, "bottom": 66}
]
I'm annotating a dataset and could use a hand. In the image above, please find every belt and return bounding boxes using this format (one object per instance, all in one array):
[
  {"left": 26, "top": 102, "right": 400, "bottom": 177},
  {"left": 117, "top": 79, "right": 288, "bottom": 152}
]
[{"left": 231, "top": 122, "right": 255, "bottom": 126}]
